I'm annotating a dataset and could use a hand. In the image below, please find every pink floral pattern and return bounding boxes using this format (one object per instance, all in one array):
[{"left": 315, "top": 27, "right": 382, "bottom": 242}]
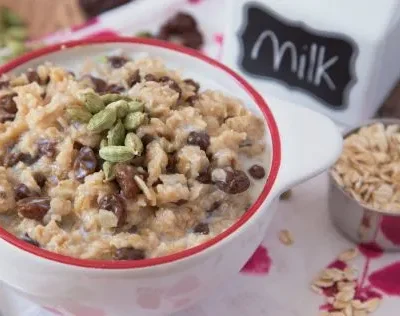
[{"left": 240, "top": 246, "right": 271, "bottom": 275}]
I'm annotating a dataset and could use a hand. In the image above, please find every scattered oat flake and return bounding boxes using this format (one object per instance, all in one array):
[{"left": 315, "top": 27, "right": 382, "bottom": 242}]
[
  {"left": 278, "top": 229, "right": 294, "bottom": 245},
  {"left": 338, "top": 248, "right": 359, "bottom": 261},
  {"left": 364, "top": 297, "right": 381, "bottom": 313}
]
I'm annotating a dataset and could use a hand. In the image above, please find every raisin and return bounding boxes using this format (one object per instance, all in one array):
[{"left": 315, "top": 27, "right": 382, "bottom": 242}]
[
  {"left": 248, "top": 164, "right": 266, "bottom": 179},
  {"left": 14, "top": 184, "right": 37, "bottom": 201},
  {"left": 79, "top": 0, "right": 131, "bottom": 18},
  {"left": 141, "top": 134, "right": 154, "bottom": 147},
  {"left": 21, "top": 233, "right": 40, "bottom": 247},
  {"left": 106, "top": 84, "right": 125, "bottom": 93},
  {"left": 187, "top": 131, "right": 210, "bottom": 151},
  {"left": 127, "top": 70, "right": 141, "bottom": 87},
  {"left": 107, "top": 56, "right": 129, "bottom": 68},
  {"left": 114, "top": 164, "right": 140, "bottom": 199},
  {"left": 0, "top": 93, "right": 17, "bottom": 114},
  {"left": 73, "top": 141, "right": 84, "bottom": 151},
  {"left": 3, "top": 151, "right": 36, "bottom": 167},
  {"left": 158, "top": 76, "right": 182, "bottom": 97},
  {"left": 0, "top": 80, "right": 9, "bottom": 89},
  {"left": 193, "top": 223, "right": 209, "bottom": 235},
  {"left": 114, "top": 247, "right": 145, "bottom": 260},
  {"left": 37, "top": 139, "right": 57, "bottom": 158},
  {"left": 17, "top": 197, "right": 50, "bottom": 221},
  {"left": 0, "top": 110, "right": 15, "bottom": 123},
  {"left": 213, "top": 168, "right": 250, "bottom": 194},
  {"left": 26, "top": 70, "right": 41, "bottom": 84},
  {"left": 196, "top": 167, "right": 212, "bottom": 184},
  {"left": 184, "top": 79, "right": 200, "bottom": 93},
  {"left": 98, "top": 193, "right": 126, "bottom": 227},
  {"left": 81, "top": 75, "right": 108, "bottom": 93},
  {"left": 162, "top": 12, "right": 197, "bottom": 33},
  {"left": 207, "top": 201, "right": 221, "bottom": 213},
  {"left": 73, "top": 147, "right": 97, "bottom": 181},
  {"left": 127, "top": 225, "right": 138, "bottom": 234},
  {"left": 144, "top": 74, "right": 157, "bottom": 82},
  {"left": 176, "top": 199, "right": 187, "bottom": 206},
  {"left": 181, "top": 30, "right": 204, "bottom": 50},
  {"left": 33, "top": 172, "right": 47, "bottom": 188},
  {"left": 166, "top": 153, "right": 177, "bottom": 174},
  {"left": 186, "top": 95, "right": 198, "bottom": 106},
  {"left": 158, "top": 12, "right": 203, "bottom": 50}
]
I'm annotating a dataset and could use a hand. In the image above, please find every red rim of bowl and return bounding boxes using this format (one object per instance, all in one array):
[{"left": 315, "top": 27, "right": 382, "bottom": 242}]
[{"left": 0, "top": 37, "right": 281, "bottom": 269}]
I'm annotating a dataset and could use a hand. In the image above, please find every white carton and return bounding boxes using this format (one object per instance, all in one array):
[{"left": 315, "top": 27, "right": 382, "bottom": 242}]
[{"left": 222, "top": 0, "right": 400, "bottom": 126}]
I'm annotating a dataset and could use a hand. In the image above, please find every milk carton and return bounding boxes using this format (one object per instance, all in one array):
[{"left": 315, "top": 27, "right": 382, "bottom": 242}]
[{"left": 222, "top": 0, "right": 400, "bottom": 126}]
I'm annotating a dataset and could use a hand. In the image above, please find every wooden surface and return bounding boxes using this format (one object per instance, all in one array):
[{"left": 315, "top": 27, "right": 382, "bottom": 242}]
[{"left": 0, "top": 0, "right": 85, "bottom": 39}]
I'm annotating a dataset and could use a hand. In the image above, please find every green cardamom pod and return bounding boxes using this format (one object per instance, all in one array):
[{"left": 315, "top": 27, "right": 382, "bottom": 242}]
[
  {"left": 106, "top": 100, "right": 129, "bottom": 118},
  {"left": 87, "top": 108, "right": 117, "bottom": 133},
  {"left": 127, "top": 100, "right": 144, "bottom": 113},
  {"left": 103, "top": 161, "right": 115, "bottom": 181},
  {"left": 100, "top": 138, "right": 108, "bottom": 148},
  {"left": 101, "top": 93, "right": 132, "bottom": 105},
  {"left": 99, "top": 146, "right": 134, "bottom": 162},
  {"left": 124, "top": 112, "right": 148, "bottom": 131},
  {"left": 107, "top": 120, "right": 126, "bottom": 146},
  {"left": 124, "top": 133, "right": 144, "bottom": 156},
  {"left": 82, "top": 92, "right": 105, "bottom": 114},
  {"left": 66, "top": 107, "right": 93, "bottom": 123}
]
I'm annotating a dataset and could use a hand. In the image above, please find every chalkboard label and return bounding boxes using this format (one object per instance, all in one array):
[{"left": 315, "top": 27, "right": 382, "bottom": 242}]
[{"left": 238, "top": 3, "right": 358, "bottom": 108}]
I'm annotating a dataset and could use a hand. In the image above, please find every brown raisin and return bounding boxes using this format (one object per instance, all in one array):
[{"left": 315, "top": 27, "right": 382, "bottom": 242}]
[
  {"left": 106, "top": 84, "right": 125, "bottom": 93},
  {"left": 213, "top": 168, "right": 250, "bottom": 194},
  {"left": 127, "top": 70, "right": 141, "bottom": 87},
  {"left": 33, "top": 172, "right": 47, "bottom": 188},
  {"left": 14, "top": 184, "right": 37, "bottom": 201},
  {"left": 144, "top": 74, "right": 157, "bottom": 82},
  {"left": 26, "top": 70, "right": 41, "bottom": 84},
  {"left": 17, "top": 197, "right": 50, "bottom": 221},
  {"left": 114, "top": 247, "right": 145, "bottom": 260},
  {"left": 107, "top": 56, "right": 129, "bottom": 68},
  {"left": 187, "top": 131, "right": 210, "bottom": 151},
  {"left": 161, "top": 12, "right": 197, "bottom": 33},
  {"left": 114, "top": 164, "right": 140, "bottom": 199},
  {"left": 0, "top": 80, "right": 9, "bottom": 89},
  {"left": 3, "top": 151, "right": 36, "bottom": 167},
  {"left": 184, "top": 79, "right": 200, "bottom": 93},
  {"left": 21, "top": 233, "right": 40, "bottom": 247},
  {"left": 186, "top": 95, "right": 198, "bottom": 106},
  {"left": 98, "top": 193, "right": 126, "bottom": 227},
  {"left": 37, "top": 139, "right": 57, "bottom": 158},
  {"left": 79, "top": 0, "right": 131, "bottom": 18},
  {"left": 207, "top": 201, "right": 221, "bottom": 213},
  {"left": 248, "top": 164, "right": 266, "bottom": 179},
  {"left": 196, "top": 167, "right": 212, "bottom": 184},
  {"left": 82, "top": 75, "right": 108, "bottom": 94},
  {"left": 166, "top": 153, "right": 177, "bottom": 174},
  {"left": 73, "top": 147, "right": 97, "bottom": 181},
  {"left": 193, "top": 223, "right": 209, "bottom": 235},
  {"left": 181, "top": 30, "right": 204, "bottom": 50},
  {"left": 0, "top": 93, "right": 17, "bottom": 114},
  {"left": 0, "top": 110, "right": 15, "bottom": 123},
  {"left": 141, "top": 134, "right": 155, "bottom": 147}
]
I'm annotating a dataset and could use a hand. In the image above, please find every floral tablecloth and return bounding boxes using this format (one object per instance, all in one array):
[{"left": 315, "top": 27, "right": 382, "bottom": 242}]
[{"left": 0, "top": 0, "right": 399, "bottom": 315}]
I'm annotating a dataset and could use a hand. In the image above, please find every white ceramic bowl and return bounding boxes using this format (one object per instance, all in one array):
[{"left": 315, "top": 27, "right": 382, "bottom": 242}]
[{"left": 0, "top": 38, "right": 342, "bottom": 316}]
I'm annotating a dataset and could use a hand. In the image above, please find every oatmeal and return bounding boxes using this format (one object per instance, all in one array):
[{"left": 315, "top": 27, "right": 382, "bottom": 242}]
[{"left": 0, "top": 54, "right": 269, "bottom": 260}]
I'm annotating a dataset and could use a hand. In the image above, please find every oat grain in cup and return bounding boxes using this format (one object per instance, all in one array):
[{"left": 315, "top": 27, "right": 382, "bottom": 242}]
[
  {"left": 0, "top": 54, "right": 270, "bottom": 260},
  {"left": 331, "top": 122, "right": 400, "bottom": 213}
]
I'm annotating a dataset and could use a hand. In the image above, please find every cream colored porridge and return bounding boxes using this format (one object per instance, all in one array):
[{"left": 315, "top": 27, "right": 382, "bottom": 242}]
[{"left": 0, "top": 54, "right": 269, "bottom": 260}]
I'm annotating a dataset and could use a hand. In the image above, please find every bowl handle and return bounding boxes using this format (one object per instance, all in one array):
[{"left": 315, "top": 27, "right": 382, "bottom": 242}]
[{"left": 267, "top": 98, "right": 343, "bottom": 197}]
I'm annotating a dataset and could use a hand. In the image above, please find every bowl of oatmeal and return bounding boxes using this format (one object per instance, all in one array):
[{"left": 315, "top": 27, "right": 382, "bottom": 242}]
[{"left": 0, "top": 37, "right": 342, "bottom": 315}]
